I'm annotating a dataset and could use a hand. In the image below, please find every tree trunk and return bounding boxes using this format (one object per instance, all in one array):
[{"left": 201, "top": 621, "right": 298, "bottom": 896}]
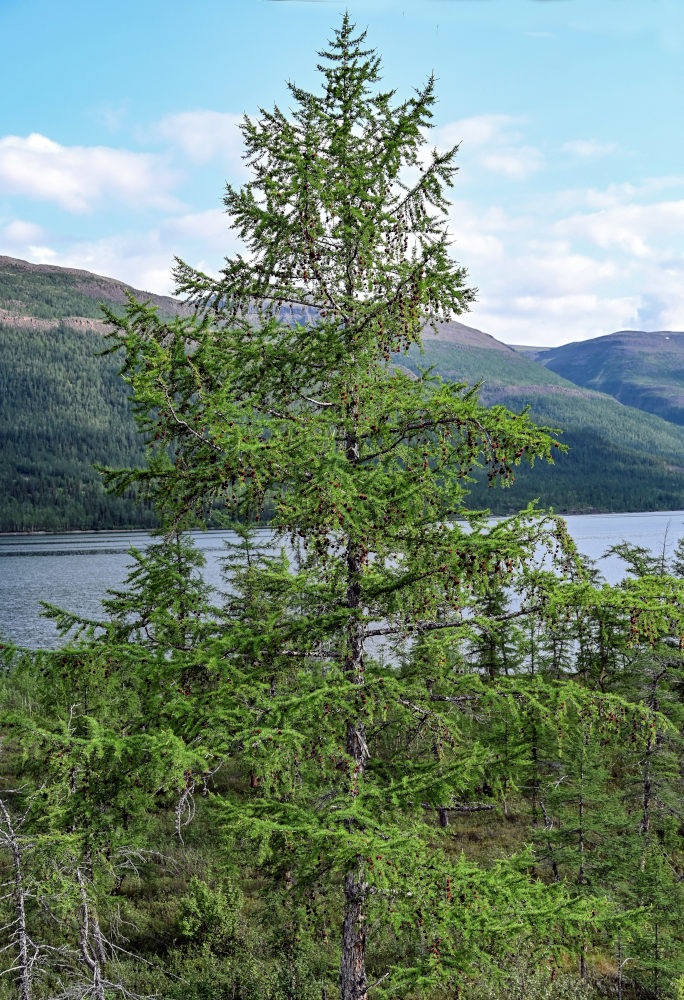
[
  {"left": 339, "top": 419, "right": 370, "bottom": 1000},
  {"left": 578, "top": 731, "right": 587, "bottom": 984},
  {"left": 640, "top": 740, "right": 652, "bottom": 834},
  {"left": 530, "top": 718, "right": 539, "bottom": 828},
  {"left": 578, "top": 728, "right": 586, "bottom": 886},
  {"left": 340, "top": 869, "right": 368, "bottom": 1000},
  {"left": 0, "top": 798, "right": 32, "bottom": 1000},
  {"left": 529, "top": 625, "right": 539, "bottom": 827},
  {"left": 617, "top": 932, "right": 622, "bottom": 1000},
  {"left": 641, "top": 672, "right": 664, "bottom": 835},
  {"left": 76, "top": 868, "right": 106, "bottom": 1000}
]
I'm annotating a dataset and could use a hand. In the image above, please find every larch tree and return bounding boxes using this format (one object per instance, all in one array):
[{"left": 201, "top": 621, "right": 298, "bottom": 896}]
[{"left": 103, "top": 15, "right": 603, "bottom": 999}]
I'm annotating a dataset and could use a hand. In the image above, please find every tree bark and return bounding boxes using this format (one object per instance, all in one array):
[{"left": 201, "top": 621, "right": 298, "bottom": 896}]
[
  {"left": 617, "top": 932, "right": 622, "bottom": 1000},
  {"left": 0, "top": 797, "right": 32, "bottom": 1000},
  {"left": 340, "top": 869, "right": 368, "bottom": 1000},
  {"left": 339, "top": 418, "right": 369, "bottom": 1000},
  {"left": 640, "top": 738, "right": 652, "bottom": 835},
  {"left": 76, "top": 868, "right": 106, "bottom": 1000}
]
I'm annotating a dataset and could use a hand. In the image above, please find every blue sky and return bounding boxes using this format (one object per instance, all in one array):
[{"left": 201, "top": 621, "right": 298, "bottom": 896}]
[{"left": 1, "top": 0, "right": 682, "bottom": 346}]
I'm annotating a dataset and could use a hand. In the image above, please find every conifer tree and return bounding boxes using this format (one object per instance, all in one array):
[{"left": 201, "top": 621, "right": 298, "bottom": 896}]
[
  {"left": 42, "top": 530, "right": 215, "bottom": 653},
  {"left": 103, "top": 16, "right": 612, "bottom": 999}
]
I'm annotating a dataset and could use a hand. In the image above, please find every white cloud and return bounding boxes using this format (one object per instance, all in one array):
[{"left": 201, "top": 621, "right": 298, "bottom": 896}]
[
  {"left": 0, "top": 133, "right": 181, "bottom": 213},
  {"left": 515, "top": 243, "right": 618, "bottom": 294},
  {"left": 541, "top": 176, "right": 684, "bottom": 215},
  {"left": 0, "top": 220, "right": 59, "bottom": 267},
  {"left": 556, "top": 200, "right": 684, "bottom": 257},
  {"left": 2, "top": 209, "right": 243, "bottom": 299},
  {"left": 434, "top": 115, "right": 544, "bottom": 180},
  {"left": 445, "top": 200, "right": 522, "bottom": 265},
  {"left": 23, "top": 246, "right": 60, "bottom": 265},
  {"left": 155, "top": 111, "right": 245, "bottom": 170},
  {"left": 457, "top": 204, "right": 684, "bottom": 345},
  {"left": 1, "top": 231, "right": 176, "bottom": 295},
  {"left": 468, "top": 291, "right": 642, "bottom": 347},
  {"left": 480, "top": 146, "right": 545, "bottom": 180},
  {"left": 444, "top": 203, "right": 648, "bottom": 344},
  {"left": 562, "top": 139, "right": 618, "bottom": 160},
  {"left": 0, "top": 219, "right": 49, "bottom": 246},
  {"left": 435, "top": 114, "right": 525, "bottom": 151},
  {"left": 162, "top": 207, "right": 233, "bottom": 248}
]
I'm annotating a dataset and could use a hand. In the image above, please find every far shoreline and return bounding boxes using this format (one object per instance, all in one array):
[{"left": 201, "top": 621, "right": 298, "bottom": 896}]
[{"left": 3, "top": 507, "right": 684, "bottom": 537}]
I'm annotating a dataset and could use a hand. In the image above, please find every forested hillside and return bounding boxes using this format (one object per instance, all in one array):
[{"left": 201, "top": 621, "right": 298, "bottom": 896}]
[
  {"left": 412, "top": 326, "right": 684, "bottom": 512},
  {"left": 528, "top": 331, "right": 684, "bottom": 426},
  {"left": 4, "top": 260, "right": 684, "bottom": 531},
  {"left": 0, "top": 256, "right": 192, "bottom": 531},
  {"left": 0, "top": 318, "right": 157, "bottom": 531}
]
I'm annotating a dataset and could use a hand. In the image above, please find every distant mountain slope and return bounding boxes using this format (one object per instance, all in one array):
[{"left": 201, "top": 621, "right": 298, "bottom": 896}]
[
  {"left": 533, "top": 330, "right": 684, "bottom": 426},
  {"left": 413, "top": 325, "right": 572, "bottom": 387},
  {"left": 0, "top": 256, "right": 181, "bottom": 532},
  {"left": 408, "top": 324, "right": 684, "bottom": 514},
  {"left": 0, "top": 255, "right": 191, "bottom": 321},
  {"left": 2, "top": 255, "right": 684, "bottom": 530},
  {"left": 508, "top": 344, "right": 550, "bottom": 362}
]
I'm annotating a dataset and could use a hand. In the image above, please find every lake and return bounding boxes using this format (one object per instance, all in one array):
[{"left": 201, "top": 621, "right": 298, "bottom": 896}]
[{"left": 2, "top": 510, "right": 683, "bottom": 649}]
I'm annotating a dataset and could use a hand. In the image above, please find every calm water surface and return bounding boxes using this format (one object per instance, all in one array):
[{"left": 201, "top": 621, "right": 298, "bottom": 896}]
[{"left": 2, "top": 511, "right": 683, "bottom": 649}]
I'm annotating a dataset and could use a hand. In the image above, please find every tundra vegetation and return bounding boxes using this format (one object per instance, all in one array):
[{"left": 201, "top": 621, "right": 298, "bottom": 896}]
[{"left": 1, "top": 17, "right": 683, "bottom": 1000}]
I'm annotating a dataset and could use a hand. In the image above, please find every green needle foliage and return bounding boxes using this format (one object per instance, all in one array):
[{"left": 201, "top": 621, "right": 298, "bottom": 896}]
[{"left": 98, "top": 15, "right": 606, "bottom": 999}]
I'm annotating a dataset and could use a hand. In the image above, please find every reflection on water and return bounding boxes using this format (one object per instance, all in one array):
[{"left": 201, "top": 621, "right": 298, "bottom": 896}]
[{"left": 2, "top": 511, "right": 683, "bottom": 650}]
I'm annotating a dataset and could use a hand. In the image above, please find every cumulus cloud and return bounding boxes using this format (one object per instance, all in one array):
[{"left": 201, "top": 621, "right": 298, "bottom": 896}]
[
  {"left": 0, "top": 133, "right": 181, "bottom": 213},
  {"left": 458, "top": 206, "right": 684, "bottom": 345},
  {"left": 562, "top": 139, "right": 618, "bottom": 160},
  {"left": 435, "top": 114, "right": 526, "bottom": 151},
  {"left": 434, "top": 114, "right": 544, "bottom": 180},
  {"left": 473, "top": 252, "right": 636, "bottom": 344},
  {"left": 3, "top": 209, "right": 244, "bottom": 298},
  {"left": 468, "top": 290, "right": 643, "bottom": 347},
  {"left": 442, "top": 197, "right": 653, "bottom": 344},
  {"left": 20, "top": 246, "right": 60, "bottom": 265},
  {"left": 0, "top": 219, "right": 49, "bottom": 246},
  {"left": 154, "top": 111, "right": 246, "bottom": 170},
  {"left": 479, "top": 146, "right": 545, "bottom": 180},
  {"left": 40, "top": 234, "right": 177, "bottom": 295},
  {"left": 556, "top": 200, "right": 684, "bottom": 257},
  {"left": 0, "top": 219, "right": 58, "bottom": 266},
  {"left": 162, "top": 207, "right": 232, "bottom": 246}
]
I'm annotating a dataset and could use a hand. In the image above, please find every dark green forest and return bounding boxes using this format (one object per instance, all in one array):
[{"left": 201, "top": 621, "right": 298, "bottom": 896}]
[
  {"left": 533, "top": 333, "right": 684, "bottom": 428},
  {"left": 0, "top": 319, "right": 157, "bottom": 531},
  {"left": 4, "top": 258, "right": 684, "bottom": 530},
  {"left": 1, "top": 16, "right": 682, "bottom": 1000},
  {"left": 405, "top": 344, "right": 684, "bottom": 514},
  {"left": 4, "top": 306, "right": 684, "bottom": 531},
  {"left": 0, "top": 257, "right": 189, "bottom": 530}
]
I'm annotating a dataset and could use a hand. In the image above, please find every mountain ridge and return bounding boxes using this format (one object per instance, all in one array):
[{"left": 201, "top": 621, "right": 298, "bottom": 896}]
[
  {"left": 532, "top": 330, "right": 684, "bottom": 426},
  {"left": 3, "top": 255, "right": 684, "bottom": 529}
]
